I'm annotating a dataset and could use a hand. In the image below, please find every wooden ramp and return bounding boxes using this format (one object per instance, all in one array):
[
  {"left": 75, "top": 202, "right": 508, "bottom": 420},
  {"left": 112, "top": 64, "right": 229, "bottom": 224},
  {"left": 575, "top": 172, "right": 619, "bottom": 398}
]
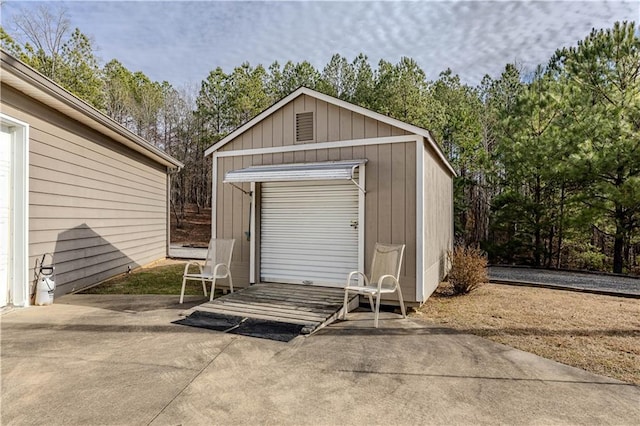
[{"left": 183, "top": 283, "right": 359, "bottom": 334}]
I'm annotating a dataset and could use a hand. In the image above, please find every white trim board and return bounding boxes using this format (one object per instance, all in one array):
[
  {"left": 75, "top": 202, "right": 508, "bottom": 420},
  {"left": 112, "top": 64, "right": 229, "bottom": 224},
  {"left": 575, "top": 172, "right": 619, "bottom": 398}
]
[
  {"left": 357, "top": 165, "right": 365, "bottom": 283},
  {"left": 249, "top": 181, "right": 256, "bottom": 284},
  {"left": 0, "top": 113, "right": 30, "bottom": 307},
  {"left": 415, "top": 139, "right": 425, "bottom": 302},
  {"left": 211, "top": 157, "right": 218, "bottom": 239},
  {"left": 212, "top": 135, "right": 419, "bottom": 160}
]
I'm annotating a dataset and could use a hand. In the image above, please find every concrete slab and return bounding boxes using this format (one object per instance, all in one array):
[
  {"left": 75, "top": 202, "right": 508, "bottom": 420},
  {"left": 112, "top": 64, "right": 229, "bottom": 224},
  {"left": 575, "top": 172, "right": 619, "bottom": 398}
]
[
  {"left": 168, "top": 244, "right": 207, "bottom": 260},
  {"left": 2, "top": 295, "right": 639, "bottom": 425}
]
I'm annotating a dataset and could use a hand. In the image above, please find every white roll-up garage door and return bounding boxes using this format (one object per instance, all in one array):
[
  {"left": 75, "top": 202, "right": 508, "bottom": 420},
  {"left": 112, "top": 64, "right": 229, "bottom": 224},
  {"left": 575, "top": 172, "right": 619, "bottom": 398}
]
[{"left": 260, "top": 180, "right": 359, "bottom": 286}]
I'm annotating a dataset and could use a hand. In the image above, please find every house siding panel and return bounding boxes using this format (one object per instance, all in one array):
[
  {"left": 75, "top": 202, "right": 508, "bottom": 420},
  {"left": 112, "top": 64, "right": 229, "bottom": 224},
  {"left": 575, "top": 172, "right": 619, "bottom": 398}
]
[{"left": 1, "top": 84, "right": 168, "bottom": 296}]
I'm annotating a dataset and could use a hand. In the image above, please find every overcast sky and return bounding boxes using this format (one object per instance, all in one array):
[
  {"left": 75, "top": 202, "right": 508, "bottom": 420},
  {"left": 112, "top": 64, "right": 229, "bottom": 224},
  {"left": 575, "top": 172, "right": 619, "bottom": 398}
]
[{"left": 2, "top": 1, "right": 639, "bottom": 89}]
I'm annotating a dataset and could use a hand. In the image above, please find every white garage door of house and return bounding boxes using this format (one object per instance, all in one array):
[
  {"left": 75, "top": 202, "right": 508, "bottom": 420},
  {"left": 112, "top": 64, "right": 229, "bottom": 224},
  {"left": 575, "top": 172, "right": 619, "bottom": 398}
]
[
  {"left": 260, "top": 180, "right": 359, "bottom": 286},
  {"left": 0, "top": 126, "right": 12, "bottom": 307}
]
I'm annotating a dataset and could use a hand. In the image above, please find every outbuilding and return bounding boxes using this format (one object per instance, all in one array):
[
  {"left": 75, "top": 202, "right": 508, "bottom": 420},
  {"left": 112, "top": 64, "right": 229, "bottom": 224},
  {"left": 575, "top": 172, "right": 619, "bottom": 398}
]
[
  {"left": 205, "top": 87, "right": 455, "bottom": 305},
  {"left": 0, "top": 51, "right": 182, "bottom": 308}
]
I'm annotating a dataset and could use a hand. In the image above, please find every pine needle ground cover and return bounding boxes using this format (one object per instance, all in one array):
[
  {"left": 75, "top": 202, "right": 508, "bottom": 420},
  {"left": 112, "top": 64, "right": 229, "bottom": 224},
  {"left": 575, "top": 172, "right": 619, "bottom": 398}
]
[{"left": 415, "top": 283, "right": 640, "bottom": 386}]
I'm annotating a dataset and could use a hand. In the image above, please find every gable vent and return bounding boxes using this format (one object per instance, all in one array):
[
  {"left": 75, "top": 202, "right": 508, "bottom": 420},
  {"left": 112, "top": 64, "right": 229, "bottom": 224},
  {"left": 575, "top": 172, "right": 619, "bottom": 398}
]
[{"left": 296, "top": 112, "right": 314, "bottom": 143}]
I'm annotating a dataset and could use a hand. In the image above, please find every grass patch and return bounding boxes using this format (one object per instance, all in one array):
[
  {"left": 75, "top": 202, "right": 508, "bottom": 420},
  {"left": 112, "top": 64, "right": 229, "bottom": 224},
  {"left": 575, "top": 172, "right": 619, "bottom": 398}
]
[
  {"left": 414, "top": 282, "right": 640, "bottom": 386},
  {"left": 82, "top": 263, "right": 207, "bottom": 295}
]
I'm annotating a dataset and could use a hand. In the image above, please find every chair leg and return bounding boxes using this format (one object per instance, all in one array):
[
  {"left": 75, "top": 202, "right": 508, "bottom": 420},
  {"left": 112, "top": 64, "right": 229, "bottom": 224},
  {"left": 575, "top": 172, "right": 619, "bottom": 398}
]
[
  {"left": 342, "top": 289, "right": 350, "bottom": 320},
  {"left": 228, "top": 273, "right": 234, "bottom": 293},
  {"left": 180, "top": 277, "right": 187, "bottom": 304},
  {"left": 396, "top": 286, "right": 407, "bottom": 318},
  {"left": 201, "top": 277, "right": 207, "bottom": 297},
  {"left": 374, "top": 292, "right": 382, "bottom": 328},
  {"left": 368, "top": 295, "right": 375, "bottom": 312},
  {"left": 209, "top": 277, "right": 217, "bottom": 302}
]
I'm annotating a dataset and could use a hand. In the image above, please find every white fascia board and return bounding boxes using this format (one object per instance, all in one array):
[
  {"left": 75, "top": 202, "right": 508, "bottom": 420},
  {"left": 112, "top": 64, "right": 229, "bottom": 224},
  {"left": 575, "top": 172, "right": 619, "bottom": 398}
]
[{"left": 1, "top": 51, "right": 183, "bottom": 170}]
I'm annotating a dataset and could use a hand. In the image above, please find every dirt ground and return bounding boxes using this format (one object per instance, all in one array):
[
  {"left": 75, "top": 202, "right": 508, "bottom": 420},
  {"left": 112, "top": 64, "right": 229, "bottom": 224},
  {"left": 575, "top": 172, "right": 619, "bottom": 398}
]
[
  {"left": 170, "top": 204, "right": 211, "bottom": 246},
  {"left": 415, "top": 282, "right": 640, "bottom": 386}
]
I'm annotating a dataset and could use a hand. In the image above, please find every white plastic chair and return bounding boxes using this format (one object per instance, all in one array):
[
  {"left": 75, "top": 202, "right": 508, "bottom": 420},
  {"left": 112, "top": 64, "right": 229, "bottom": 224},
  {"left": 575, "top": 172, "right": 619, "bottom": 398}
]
[
  {"left": 179, "top": 238, "right": 235, "bottom": 303},
  {"left": 342, "top": 243, "right": 406, "bottom": 328}
]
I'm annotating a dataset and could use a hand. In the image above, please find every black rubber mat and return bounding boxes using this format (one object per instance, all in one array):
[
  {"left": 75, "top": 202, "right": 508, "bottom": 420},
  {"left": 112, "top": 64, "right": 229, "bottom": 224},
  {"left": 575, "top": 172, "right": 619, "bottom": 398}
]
[
  {"left": 174, "top": 311, "right": 304, "bottom": 342},
  {"left": 228, "top": 318, "right": 305, "bottom": 342},
  {"left": 173, "top": 311, "right": 244, "bottom": 332}
]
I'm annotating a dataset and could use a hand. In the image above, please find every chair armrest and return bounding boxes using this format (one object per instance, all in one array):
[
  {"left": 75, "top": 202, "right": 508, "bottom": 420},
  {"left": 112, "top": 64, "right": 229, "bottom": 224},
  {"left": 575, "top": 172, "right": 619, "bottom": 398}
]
[
  {"left": 376, "top": 274, "right": 399, "bottom": 292},
  {"left": 346, "top": 271, "right": 369, "bottom": 287},
  {"left": 212, "top": 263, "right": 230, "bottom": 278},
  {"left": 183, "top": 261, "right": 204, "bottom": 276}
]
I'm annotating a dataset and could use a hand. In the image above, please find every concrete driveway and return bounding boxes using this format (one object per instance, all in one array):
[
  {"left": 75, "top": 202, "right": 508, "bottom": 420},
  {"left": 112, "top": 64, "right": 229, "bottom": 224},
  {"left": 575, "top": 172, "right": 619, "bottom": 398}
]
[{"left": 2, "top": 295, "right": 639, "bottom": 425}]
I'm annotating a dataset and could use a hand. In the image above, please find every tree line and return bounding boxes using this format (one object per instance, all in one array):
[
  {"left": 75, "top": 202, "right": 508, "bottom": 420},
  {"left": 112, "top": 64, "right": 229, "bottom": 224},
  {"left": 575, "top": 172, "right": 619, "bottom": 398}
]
[{"left": 1, "top": 5, "right": 638, "bottom": 273}]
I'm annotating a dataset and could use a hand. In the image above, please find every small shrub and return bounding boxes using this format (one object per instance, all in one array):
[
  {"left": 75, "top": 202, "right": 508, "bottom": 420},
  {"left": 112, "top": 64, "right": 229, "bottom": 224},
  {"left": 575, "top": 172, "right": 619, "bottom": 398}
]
[
  {"left": 564, "top": 241, "right": 608, "bottom": 271},
  {"left": 448, "top": 246, "right": 489, "bottom": 295},
  {"left": 577, "top": 249, "right": 606, "bottom": 271}
]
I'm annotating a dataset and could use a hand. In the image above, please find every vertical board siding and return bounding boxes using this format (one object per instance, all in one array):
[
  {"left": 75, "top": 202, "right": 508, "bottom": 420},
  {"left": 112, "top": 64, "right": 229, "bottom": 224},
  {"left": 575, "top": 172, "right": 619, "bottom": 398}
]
[
  {"left": 219, "top": 94, "right": 410, "bottom": 152},
  {"left": 232, "top": 155, "right": 244, "bottom": 264},
  {"left": 316, "top": 100, "right": 329, "bottom": 143},
  {"left": 215, "top": 141, "right": 417, "bottom": 302},
  {"left": 1, "top": 85, "right": 168, "bottom": 296},
  {"left": 377, "top": 144, "right": 392, "bottom": 245},
  {"left": 423, "top": 141, "right": 454, "bottom": 300}
]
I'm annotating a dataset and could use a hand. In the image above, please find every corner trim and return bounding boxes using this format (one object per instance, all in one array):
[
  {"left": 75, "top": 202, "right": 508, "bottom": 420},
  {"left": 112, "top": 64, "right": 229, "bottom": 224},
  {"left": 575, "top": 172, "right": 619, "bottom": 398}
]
[{"left": 416, "top": 138, "right": 425, "bottom": 302}]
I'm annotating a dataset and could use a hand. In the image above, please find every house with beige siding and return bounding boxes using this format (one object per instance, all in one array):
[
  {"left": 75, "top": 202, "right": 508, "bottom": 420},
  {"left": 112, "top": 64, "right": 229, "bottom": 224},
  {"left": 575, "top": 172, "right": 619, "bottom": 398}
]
[
  {"left": 0, "top": 51, "right": 182, "bottom": 308},
  {"left": 205, "top": 87, "right": 455, "bottom": 305}
]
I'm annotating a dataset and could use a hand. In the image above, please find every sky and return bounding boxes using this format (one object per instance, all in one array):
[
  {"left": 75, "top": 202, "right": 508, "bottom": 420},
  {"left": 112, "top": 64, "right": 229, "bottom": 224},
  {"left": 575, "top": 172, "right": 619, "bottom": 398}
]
[{"left": 2, "top": 1, "right": 639, "bottom": 89}]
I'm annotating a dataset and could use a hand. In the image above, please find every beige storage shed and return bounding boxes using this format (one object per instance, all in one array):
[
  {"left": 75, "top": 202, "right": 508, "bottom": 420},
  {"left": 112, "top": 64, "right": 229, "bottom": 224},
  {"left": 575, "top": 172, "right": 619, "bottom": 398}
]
[
  {"left": 205, "top": 87, "right": 455, "bottom": 305},
  {"left": 0, "top": 51, "right": 182, "bottom": 308}
]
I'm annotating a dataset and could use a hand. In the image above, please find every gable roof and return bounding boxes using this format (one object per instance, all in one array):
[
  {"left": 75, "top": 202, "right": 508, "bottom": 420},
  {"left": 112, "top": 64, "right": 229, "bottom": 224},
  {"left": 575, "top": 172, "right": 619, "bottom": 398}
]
[
  {"left": 204, "top": 87, "right": 455, "bottom": 176},
  {"left": 1, "top": 50, "right": 183, "bottom": 169}
]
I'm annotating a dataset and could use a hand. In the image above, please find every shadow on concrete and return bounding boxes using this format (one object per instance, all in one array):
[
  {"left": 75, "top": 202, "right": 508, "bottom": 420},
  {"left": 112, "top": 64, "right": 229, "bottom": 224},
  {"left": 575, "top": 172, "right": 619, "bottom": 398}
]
[
  {"left": 2, "top": 321, "right": 214, "bottom": 334},
  {"left": 55, "top": 294, "right": 208, "bottom": 313}
]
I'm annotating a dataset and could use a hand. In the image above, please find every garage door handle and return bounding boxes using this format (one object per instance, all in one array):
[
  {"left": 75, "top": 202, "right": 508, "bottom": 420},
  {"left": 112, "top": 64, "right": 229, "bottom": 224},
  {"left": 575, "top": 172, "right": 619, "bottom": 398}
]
[{"left": 350, "top": 220, "right": 358, "bottom": 229}]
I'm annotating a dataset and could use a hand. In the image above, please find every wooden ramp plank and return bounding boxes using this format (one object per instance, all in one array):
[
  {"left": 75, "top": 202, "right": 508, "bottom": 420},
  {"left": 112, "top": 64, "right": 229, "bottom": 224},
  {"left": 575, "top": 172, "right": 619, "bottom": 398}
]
[
  {"left": 221, "top": 296, "right": 339, "bottom": 311},
  {"left": 216, "top": 300, "right": 337, "bottom": 316},
  {"left": 201, "top": 301, "right": 332, "bottom": 321},
  {"left": 183, "top": 282, "right": 359, "bottom": 334},
  {"left": 195, "top": 305, "right": 318, "bottom": 326}
]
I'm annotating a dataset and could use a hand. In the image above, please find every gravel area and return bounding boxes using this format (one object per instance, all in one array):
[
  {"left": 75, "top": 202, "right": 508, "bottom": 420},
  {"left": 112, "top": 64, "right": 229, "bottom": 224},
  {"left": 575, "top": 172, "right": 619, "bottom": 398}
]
[{"left": 489, "top": 266, "right": 640, "bottom": 296}]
